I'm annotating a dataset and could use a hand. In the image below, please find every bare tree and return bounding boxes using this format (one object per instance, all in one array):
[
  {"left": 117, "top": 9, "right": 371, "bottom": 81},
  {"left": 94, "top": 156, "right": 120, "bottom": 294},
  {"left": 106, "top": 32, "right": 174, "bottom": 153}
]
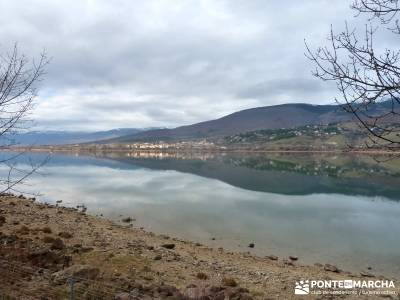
[
  {"left": 0, "top": 44, "right": 48, "bottom": 193},
  {"left": 306, "top": 0, "right": 400, "bottom": 150}
]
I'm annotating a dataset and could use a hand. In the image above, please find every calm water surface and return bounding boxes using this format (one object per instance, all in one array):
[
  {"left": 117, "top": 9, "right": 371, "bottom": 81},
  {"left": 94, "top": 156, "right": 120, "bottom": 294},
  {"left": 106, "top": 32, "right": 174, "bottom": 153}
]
[{"left": 2, "top": 151, "right": 400, "bottom": 278}]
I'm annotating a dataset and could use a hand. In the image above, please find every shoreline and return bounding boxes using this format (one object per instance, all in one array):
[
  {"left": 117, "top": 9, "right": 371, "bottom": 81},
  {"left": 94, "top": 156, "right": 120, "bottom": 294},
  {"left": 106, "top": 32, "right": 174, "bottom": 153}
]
[
  {"left": 1, "top": 194, "right": 398, "bottom": 299},
  {"left": 3, "top": 146, "right": 400, "bottom": 155}
]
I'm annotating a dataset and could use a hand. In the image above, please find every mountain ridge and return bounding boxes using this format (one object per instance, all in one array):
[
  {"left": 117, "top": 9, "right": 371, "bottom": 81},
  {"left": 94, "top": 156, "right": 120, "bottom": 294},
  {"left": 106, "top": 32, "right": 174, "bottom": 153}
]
[
  {"left": 5, "top": 128, "right": 149, "bottom": 146},
  {"left": 108, "top": 102, "right": 354, "bottom": 143}
]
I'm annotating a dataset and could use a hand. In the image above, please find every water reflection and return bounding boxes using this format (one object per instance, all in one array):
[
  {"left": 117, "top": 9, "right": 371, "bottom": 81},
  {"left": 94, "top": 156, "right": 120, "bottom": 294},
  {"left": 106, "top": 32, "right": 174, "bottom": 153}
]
[
  {"left": 1, "top": 151, "right": 400, "bottom": 278},
  {"left": 101, "top": 151, "right": 400, "bottom": 199}
]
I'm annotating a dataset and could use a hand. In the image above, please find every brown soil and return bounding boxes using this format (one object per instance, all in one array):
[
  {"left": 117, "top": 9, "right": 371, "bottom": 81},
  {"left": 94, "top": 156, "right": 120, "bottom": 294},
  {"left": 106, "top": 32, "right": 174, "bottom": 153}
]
[{"left": 0, "top": 194, "right": 398, "bottom": 299}]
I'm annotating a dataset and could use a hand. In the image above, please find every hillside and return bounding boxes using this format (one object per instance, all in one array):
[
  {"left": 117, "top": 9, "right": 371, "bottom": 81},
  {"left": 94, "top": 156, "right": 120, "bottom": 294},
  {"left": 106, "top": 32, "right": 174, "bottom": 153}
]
[
  {"left": 109, "top": 103, "right": 354, "bottom": 143},
  {"left": 219, "top": 123, "right": 367, "bottom": 150}
]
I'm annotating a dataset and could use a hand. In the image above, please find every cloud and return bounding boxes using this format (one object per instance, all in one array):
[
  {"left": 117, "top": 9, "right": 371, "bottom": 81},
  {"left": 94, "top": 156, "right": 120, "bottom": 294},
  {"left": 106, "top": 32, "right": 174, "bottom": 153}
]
[{"left": 0, "top": 0, "right": 392, "bottom": 130}]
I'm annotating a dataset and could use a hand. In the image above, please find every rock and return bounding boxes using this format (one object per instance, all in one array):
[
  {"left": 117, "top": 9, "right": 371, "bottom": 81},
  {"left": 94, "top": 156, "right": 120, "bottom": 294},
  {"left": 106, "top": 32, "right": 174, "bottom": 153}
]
[
  {"left": 184, "top": 285, "right": 252, "bottom": 300},
  {"left": 121, "top": 217, "right": 135, "bottom": 223},
  {"left": 16, "top": 225, "right": 30, "bottom": 235},
  {"left": 42, "top": 236, "right": 55, "bottom": 243},
  {"left": 41, "top": 226, "right": 52, "bottom": 234},
  {"left": 360, "top": 271, "right": 375, "bottom": 277},
  {"left": 266, "top": 255, "right": 278, "bottom": 261},
  {"left": 28, "top": 249, "right": 63, "bottom": 267},
  {"left": 161, "top": 243, "right": 175, "bottom": 249},
  {"left": 0, "top": 215, "right": 5, "bottom": 226},
  {"left": 324, "top": 264, "right": 340, "bottom": 273},
  {"left": 56, "top": 200, "right": 62, "bottom": 204},
  {"left": 282, "top": 259, "right": 294, "bottom": 266},
  {"left": 314, "top": 263, "right": 323, "bottom": 267},
  {"left": 81, "top": 246, "right": 94, "bottom": 253},
  {"left": 221, "top": 277, "right": 237, "bottom": 287},
  {"left": 50, "top": 238, "right": 65, "bottom": 250},
  {"left": 248, "top": 243, "right": 255, "bottom": 248},
  {"left": 211, "top": 237, "right": 216, "bottom": 240},
  {"left": 58, "top": 232, "right": 73, "bottom": 239},
  {"left": 289, "top": 256, "right": 298, "bottom": 261},
  {"left": 52, "top": 265, "right": 100, "bottom": 284},
  {"left": 153, "top": 255, "right": 162, "bottom": 260},
  {"left": 155, "top": 285, "right": 179, "bottom": 298},
  {"left": 196, "top": 272, "right": 208, "bottom": 280},
  {"left": 114, "top": 292, "right": 131, "bottom": 300}
]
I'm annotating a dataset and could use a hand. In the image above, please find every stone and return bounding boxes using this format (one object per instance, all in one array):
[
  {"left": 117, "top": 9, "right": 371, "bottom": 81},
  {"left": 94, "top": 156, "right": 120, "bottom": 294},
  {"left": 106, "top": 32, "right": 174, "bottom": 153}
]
[
  {"left": 81, "top": 246, "right": 94, "bottom": 253},
  {"left": 28, "top": 249, "right": 63, "bottom": 267},
  {"left": 324, "top": 264, "right": 340, "bottom": 273},
  {"left": 266, "top": 255, "right": 278, "bottom": 261},
  {"left": 58, "top": 232, "right": 73, "bottom": 239},
  {"left": 289, "top": 256, "right": 298, "bottom": 261},
  {"left": 16, "top": 225, "right": 30, "bottom": 235},
  {"left": 42, "top": 236, "right": 55, "bottom": 243},
  {"left": 153, "top": 255, "right": 162, "bottom": 260},
  {"left": 0, "top": 215, "right": 5, "bottom": 226},
  {"left": 52, "top": 264, "right": 100, "bottom": 284},
  {"left": 121, "top": 217, "right": 135, "bottom": 223},
  {"left": 196, "top": 272, "right": 208, "bottom": 280},
  {"left": 314, "top": 263, "right": 323, "bottom": 267},
  {"left": 50, "top": 238, "right": 65, "bottom": 250},
  {"left": 248, "top": 243, "right": 255, "bottom": 248},
  {"left": 161, "top": 243, "right": 175, "bottom": 249},
  {"left": 41, "top": 226, "right": 52, "bottom": 234},
  {"left": 282, "top": 259, "right": 294, "bottom": 266},
  {"left": 360, "top": 271, "right": 375, "bottom": 277},
  {"left": 221, "top": 277, "right": 237, "bottom": 287},
  {"left": 114, "top": 292, "right": 131, "bottom": 300}
]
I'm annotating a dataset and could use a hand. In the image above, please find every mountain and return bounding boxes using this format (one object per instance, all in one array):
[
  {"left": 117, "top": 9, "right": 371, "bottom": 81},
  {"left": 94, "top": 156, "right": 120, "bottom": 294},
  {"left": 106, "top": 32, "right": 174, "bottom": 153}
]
[
  {"left": 5, "top": 128, "right": 147, "bottom": 146},
  {"left": 109, "top": 103, "right": 355, "bottom": 143}
]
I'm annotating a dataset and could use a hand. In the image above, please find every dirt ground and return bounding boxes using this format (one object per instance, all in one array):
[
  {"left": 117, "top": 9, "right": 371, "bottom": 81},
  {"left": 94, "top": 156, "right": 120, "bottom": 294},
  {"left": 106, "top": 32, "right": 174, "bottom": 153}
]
[{"left": 0, "top": 194, "right": 398, "bottom": 299}]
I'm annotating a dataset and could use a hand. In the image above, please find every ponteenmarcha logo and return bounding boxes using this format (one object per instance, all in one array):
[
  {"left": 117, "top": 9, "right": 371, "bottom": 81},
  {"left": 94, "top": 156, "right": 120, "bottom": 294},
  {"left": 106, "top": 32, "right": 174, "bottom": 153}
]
[
  {"left": 294, "top": 279, "right": 396, "bottom": 296},
  {"left": 295, "top": 280, "right": 310, "bottom": 295}
]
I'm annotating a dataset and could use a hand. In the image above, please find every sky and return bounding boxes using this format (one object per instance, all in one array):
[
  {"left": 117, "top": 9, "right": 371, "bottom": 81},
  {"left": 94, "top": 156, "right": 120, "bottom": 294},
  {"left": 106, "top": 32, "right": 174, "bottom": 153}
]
[{"left": 0, "top": 0, "right": 381, "bottom": 131}]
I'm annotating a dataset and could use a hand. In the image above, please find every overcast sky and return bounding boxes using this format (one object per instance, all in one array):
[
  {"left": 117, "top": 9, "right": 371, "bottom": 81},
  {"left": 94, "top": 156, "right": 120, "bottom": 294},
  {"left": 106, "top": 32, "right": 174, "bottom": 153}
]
[{"left": 0, "top": 0, "right": 376, "bottom": 131}]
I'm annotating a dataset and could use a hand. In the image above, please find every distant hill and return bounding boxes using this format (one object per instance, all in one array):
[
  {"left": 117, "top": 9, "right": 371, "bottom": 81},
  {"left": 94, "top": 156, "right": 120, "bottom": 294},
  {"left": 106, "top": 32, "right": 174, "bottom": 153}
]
[
  {"left": 109, "top": 103, "right": 357, "bottom": 143},
  {"left": 4, "top": 128, "right": 147, "bottom": 146}
]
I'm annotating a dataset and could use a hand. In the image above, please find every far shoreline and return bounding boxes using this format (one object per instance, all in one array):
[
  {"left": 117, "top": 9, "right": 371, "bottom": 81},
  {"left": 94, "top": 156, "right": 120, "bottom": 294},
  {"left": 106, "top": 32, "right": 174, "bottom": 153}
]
[{"left": 2, "top": 145, "right": 400, "bottom": 155}]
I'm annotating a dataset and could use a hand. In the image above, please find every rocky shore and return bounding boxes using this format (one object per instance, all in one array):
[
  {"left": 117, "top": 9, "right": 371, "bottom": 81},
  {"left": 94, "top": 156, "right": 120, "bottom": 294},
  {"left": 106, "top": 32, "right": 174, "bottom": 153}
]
[{"left": 0, "top": 194, "right": 398, "bottom": 299}]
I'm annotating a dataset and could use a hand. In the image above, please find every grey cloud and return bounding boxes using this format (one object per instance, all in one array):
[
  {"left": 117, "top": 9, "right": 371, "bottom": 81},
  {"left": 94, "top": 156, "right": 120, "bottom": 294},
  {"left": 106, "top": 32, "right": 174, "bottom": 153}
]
[
  {"left": 237, "top": 78, "right": 338, "bottom": 102},
  {"left": 0, "top": 0, "right": 391, "bottom": 130}
]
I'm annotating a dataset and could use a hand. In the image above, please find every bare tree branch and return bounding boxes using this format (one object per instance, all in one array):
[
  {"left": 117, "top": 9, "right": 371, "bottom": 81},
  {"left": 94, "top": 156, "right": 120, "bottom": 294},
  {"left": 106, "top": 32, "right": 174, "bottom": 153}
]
[
  {"left": 306, "top": 0, "right": 400, "bottom": 149},
  {"left": 0, "top": 43, "right": 49, "bottom": 191}
]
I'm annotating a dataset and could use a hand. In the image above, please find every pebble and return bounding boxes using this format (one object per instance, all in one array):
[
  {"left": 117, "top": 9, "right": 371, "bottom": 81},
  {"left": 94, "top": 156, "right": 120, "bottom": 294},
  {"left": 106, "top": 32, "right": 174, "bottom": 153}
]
[
  {"left": 266, "top": 255, "right": 278, "bottom": 261},
  {"left": 324, "top": 264, "right": 340, "bottom": 273},
  {"left": 161, "top": 243, "right": 175, "bottom": 249}
]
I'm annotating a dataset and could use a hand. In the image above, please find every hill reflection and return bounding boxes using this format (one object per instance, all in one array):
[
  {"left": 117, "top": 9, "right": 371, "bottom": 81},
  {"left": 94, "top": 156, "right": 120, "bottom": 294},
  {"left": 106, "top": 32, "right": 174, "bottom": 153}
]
[{"left": 90, "top": 151, "right": 400, "bottom": 200}]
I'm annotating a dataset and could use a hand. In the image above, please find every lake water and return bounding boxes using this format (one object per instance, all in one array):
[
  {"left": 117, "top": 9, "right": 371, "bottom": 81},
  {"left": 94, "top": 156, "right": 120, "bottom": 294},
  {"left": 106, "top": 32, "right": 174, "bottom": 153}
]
[{"left": 1, "top": 151, "right": 400, "bottom": 278}]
